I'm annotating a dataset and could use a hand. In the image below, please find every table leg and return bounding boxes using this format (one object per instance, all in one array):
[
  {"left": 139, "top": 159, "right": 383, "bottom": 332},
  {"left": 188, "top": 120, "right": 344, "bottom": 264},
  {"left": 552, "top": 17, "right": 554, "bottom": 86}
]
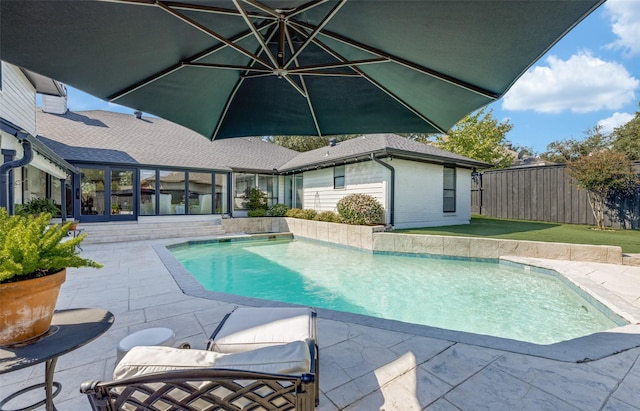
[
  {"left": 44, "top": 357, "right": 58, "bottom": 411},
  {"left": 0, "top": 357, "right": 61, "bottom": 411}
]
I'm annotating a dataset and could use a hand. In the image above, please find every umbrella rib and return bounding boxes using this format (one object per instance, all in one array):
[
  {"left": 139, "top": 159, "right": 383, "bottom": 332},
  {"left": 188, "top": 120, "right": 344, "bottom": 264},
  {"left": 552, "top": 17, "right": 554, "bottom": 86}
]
[
  {"left": 107, "top": 23, "right": 275, "bottom": 101},
  {"left": 287, "top": 58, "right": 390, "bottom": 73},
  {"left": 156, "top": 1, "right": 273, "bottom": 70},
  {"left": 212, "top": 24, "right": 282, "bottom": 139},
  {"left": 287, "top": 0, "right": 330, "bottom": 19},
  {"left": 283, "top": 0, "right": 347, "bottom": 70},
  {"left": 290, "top": 21, "right": 501, "bottom": 100},
  {"left": 285, "top": 28, "right": 322, "bottom": 136},
  {"left": 232, "top": 0, "right": 279, "bottom": 68},
  {"left": 184, "top": 63, "right": 272, "bottom": 73},
  {"left": 290, "top": 25, "right": 447, "bottom": 133},
  {"left": 241, "top": 0, "right": 280, "bottom": 18}
]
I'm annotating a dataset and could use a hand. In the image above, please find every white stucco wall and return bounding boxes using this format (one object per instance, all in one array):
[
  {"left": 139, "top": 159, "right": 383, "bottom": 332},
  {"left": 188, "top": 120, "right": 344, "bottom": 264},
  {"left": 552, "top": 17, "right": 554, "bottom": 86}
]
[
  {"left": 302, "top": 161, "right": 389, "bottom": 221},
  {"left": 393, "top": 158, "right": 472, "bottom": 229},
  {"left": 300, "top": 158, "right": 473, "bottom": 228},
  {"left": 0, "top": 62, "right": 37, "bottom": 135}
]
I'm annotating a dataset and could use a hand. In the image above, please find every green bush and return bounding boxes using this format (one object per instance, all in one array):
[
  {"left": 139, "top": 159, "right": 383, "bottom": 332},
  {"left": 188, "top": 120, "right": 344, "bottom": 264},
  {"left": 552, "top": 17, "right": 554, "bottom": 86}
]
[
  {"left": 337, "top": 194, "right": 384, "bottom": 225},
  {"left": 15, "top": 197, "right": 60, "bottom": 217},
  {"left": 285, "top": 208, "right": 303, "bottom": 218},
  {"left": 313, "top": 211, "right": 340, "bottom": 222},
  {"left": 0, "top": 209, "right": 102, "bottom": 283},
  {"left": 268, "top": 203, "right": 290, "bottom": 217},
  {"left": 246, "top": 188, "right": 267, "bottom": 211},
  {"left": 247, "top": 209, "right": 267, "bottom": 217},
  {"left": 298, "top": 209, "right": 317, "bottom": 220}
]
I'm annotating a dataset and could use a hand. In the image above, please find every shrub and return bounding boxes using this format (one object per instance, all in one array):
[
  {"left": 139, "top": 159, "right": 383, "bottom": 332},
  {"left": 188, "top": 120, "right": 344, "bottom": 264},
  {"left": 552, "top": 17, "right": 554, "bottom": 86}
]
[
  {"left": 268, "top": 203, "right": 289, "bottom": 217},
  {"left": 15, "top": 197, "right": 60, "bottom": 217},
  {"left": 337, "top": 194, "right": 384, "bottom": 225},
  {"left": 285, "top": 208, "right": 318, "bottom": 220},
  {"left": 285, "top": 208, "right": 303, "bottom": 218},
  {"left": 313, "top": 211, "right": 340, "bottom": 222},
  {"left": 247, "top": 209, "right": 267, "bottom": 217},
  {"left": 246, "top": 188, "right": 267, "bottom": 211}
]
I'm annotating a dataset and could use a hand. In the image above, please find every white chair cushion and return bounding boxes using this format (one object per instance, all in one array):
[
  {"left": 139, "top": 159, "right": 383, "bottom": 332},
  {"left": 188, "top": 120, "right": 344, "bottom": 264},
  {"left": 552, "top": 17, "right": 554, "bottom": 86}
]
[
  {"left": 210, "top": 307, "right": 313, "bottom": 353},
  {"left": 113, "top": 340, "right": 311, "bottom": 380}
]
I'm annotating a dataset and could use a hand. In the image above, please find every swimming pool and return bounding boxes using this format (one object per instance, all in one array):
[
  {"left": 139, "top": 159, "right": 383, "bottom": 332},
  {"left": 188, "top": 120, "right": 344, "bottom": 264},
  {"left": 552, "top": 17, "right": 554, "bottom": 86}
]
[{"left": 169, "top": 237, "right": 623, "bottom": 344}]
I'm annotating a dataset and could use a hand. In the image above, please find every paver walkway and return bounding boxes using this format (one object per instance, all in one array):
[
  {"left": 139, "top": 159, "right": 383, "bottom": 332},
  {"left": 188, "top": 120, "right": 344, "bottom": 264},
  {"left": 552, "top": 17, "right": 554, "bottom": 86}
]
[{"left": 1, "top": 237, "right": 639, "bottom": 410}]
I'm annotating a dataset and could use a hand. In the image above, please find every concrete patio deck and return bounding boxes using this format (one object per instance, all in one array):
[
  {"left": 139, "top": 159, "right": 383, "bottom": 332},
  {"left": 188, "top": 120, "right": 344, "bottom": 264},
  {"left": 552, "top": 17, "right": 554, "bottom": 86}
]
[{"left": 2, "top": 236, "right": 640, "bottom": 410}]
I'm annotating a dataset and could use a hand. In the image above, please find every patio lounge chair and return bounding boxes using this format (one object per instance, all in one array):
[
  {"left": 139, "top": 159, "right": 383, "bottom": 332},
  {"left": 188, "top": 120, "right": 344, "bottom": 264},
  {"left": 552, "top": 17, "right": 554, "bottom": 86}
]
[{"left": 80, "top": 307, "right": 318, "bottom": 410}]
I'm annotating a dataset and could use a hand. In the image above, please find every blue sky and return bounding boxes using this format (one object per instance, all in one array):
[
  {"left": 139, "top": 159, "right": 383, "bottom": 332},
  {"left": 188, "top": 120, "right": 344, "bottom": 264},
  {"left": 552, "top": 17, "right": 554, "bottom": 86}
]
[{"left": 57, "top": 0, "right": 639, "bottom": 154}]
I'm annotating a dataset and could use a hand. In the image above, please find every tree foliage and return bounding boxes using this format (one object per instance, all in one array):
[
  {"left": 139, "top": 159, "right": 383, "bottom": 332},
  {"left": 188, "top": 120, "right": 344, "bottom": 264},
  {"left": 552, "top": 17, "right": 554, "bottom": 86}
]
[
  {"left": 430, "top": 108, "right": 514, "bottom": 168},
  {"left": 539, "top": 125, "right": 612, "bottom": 163},
  {"left": 567, "top": 150, "right": 638, "bottom": 230},
  {"left": 611, "top": 104, "right": 640, "bottom": 160},
  {"left": 266, "top": 135, "right": 359, "bottom": 152}
]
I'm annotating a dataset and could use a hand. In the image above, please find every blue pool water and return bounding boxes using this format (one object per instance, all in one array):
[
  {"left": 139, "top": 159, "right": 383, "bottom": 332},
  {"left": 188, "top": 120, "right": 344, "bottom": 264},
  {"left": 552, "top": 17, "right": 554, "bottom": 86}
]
[{"left": 170, "top": 238, "right": 622, "bottom": 344}]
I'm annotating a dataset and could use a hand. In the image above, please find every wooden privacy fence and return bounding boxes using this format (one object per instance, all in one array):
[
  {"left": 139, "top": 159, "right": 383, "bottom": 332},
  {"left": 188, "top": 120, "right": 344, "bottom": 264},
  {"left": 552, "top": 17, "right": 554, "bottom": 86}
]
[{"left": 471, "top": 164, "right": 640, "bottom": 229}]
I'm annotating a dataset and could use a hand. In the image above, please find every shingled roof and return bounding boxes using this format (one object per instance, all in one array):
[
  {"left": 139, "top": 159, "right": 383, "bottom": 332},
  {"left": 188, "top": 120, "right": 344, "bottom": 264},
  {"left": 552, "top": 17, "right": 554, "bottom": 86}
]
[
  {"left": 35, "top": 110, "right": 299, "bottom": 173},
  {"left": 278, "top": 134, "right": 489, "bottom": 172},
  {"left": 36, "top": 110, "right": 489, "bottom": 174}
]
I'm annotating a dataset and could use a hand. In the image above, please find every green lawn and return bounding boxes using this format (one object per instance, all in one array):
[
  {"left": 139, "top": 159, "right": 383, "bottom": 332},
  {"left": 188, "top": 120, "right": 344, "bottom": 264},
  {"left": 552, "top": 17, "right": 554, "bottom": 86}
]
[{"left": 394, "top": 215, "right": 640, "bottom": 254}]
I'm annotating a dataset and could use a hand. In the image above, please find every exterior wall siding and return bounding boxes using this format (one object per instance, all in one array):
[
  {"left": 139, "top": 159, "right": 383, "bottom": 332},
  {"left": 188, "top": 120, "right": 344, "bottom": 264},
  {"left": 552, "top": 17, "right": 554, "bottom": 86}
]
[
  {"left": 302, "top": 161, "right": 387, "bottom": 219},
  {"left": 0, "top": 62, "right": 37, "bottom": 135},
  {"left": 393, "top": 159, "right": 472, "bottom": 229}
]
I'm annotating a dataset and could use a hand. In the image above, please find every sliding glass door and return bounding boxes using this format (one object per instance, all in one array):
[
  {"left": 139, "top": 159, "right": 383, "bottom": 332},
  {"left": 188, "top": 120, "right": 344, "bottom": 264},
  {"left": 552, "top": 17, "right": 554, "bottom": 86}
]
[{"left": 78, "top": 166, "right": 136, "bottom": 222}]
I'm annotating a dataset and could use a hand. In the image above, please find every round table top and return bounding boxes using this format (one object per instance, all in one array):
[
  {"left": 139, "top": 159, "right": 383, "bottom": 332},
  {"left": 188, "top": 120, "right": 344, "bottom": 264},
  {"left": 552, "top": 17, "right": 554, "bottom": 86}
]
[{"left": 0, "top": 308, "right": 114, "bottom": 373}]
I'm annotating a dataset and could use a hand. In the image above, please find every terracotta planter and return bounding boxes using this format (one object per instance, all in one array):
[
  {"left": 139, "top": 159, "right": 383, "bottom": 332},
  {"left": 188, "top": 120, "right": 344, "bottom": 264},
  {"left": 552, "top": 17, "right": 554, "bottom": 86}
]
[{"left": 0, "top": 269, "right": 66, "bottom": 346}]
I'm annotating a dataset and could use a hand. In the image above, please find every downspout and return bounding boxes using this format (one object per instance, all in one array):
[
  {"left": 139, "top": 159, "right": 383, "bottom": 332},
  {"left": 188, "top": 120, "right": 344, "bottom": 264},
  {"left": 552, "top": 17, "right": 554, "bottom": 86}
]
[
  {"left": 370, "top": 153, "right": 394, "bottom": 226},
  {"left": 0, "top": 135, "right": 33, "bottom": 213}
]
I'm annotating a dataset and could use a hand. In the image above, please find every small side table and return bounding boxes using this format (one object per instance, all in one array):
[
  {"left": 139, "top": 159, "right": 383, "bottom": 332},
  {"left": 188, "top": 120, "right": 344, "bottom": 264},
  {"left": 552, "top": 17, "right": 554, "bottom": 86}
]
[{"left": 0, "top": 308, "right": 114, "bottom": 411}]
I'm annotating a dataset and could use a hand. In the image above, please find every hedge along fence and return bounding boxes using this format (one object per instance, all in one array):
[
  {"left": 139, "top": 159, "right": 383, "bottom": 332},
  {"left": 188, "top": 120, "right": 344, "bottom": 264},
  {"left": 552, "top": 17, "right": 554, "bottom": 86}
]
[{"left": 471, "top": 163, "right": 640, "bottom": 229}]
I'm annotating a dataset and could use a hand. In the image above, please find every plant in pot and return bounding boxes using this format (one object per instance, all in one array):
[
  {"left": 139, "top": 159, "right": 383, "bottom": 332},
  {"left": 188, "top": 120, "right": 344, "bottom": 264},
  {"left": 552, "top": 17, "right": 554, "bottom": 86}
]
[
  {"left": 0, "top": 208, "right": 102, "bottom": 346},
  {"left": 15, "top": 197, "right": 60, "bottom": 217}
]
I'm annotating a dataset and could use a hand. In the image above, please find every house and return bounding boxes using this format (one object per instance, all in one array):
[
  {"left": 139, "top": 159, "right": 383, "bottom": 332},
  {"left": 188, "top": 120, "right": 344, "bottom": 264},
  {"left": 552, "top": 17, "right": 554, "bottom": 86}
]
[
  {"left": 3, "top": 63, "right": 489, "bottom": 229},
  {"left": 0, "top": 61, "right": 77, "bottom": 216}
]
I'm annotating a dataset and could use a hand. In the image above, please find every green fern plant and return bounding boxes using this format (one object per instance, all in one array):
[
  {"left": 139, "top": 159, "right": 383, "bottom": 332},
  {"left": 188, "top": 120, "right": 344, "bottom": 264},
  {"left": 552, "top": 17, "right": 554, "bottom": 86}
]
[{"left": 0, "top": 208, "right": 102, "bottom": 283}]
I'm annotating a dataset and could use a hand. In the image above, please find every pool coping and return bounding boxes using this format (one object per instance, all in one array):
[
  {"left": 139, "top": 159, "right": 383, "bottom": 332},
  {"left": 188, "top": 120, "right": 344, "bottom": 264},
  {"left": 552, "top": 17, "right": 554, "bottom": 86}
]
[{"left": 154, "top": 236, "right": 640, "bottom": 363}]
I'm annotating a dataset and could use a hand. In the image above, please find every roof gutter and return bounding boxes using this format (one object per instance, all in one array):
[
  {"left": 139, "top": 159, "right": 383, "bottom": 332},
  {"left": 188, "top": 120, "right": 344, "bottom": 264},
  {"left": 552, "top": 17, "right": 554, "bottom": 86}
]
[
  {"left": 0, "top": 131, "right": 33, "bottom": 212},
  {"left": 370, "top": 153, "right": 394, "bottom": 226}
]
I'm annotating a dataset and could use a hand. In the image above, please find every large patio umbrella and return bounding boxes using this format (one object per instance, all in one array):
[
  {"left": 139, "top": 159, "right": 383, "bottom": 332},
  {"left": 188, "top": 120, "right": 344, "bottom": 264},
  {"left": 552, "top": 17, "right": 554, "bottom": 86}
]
[{"left": 1, "top": 0, "right": 603, "bottom": 139}]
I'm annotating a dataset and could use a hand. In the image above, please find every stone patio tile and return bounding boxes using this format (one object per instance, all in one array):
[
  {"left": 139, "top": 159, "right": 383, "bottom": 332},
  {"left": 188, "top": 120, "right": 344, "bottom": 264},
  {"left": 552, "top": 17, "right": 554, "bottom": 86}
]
[
  {"left": 425, "top": 398, "right": 463, "bottom": 410},
  {"left": 324, "top": 370, "right": 382, "bottom": 409},
  {"left": 318, "top": 318, "right": 362, "bottom": 348},
  {"left": 602, "top": 396, "right": 640, "bottom": 411},
  {"left": 344, "top": 368, "right": 448, "bottom": 411},
  {"left": 609, "top": 358, "right": 640, "bottom": 408},
  {"left": 493, "top": 353, "right": 620, "bottom": 410},
  {"left": 318, "top": 348, "right": 353, "bottom": 393},
  {"left": 445, "top": 365, "right": 580, "bottom": 411},
  {"left": 349, "top": 324, "right": 411, "bottom": 348},
  {"left": 129, "top": 290, "right": 192, "bottom": 310},
  {"left": 585, "top": 348, "right": 639, "bottom": 380},
  {"left": 143, "top": 297, "right": 221, "bottom": 322},
  {"left": 324, "top": 337, "right": 400, "bottom": 381},
  {"left": 389, "top": 335, "right": 455, "bottom": 365},
  {"left": 420, "top": 344, "right": 503, "bottom": 386}
]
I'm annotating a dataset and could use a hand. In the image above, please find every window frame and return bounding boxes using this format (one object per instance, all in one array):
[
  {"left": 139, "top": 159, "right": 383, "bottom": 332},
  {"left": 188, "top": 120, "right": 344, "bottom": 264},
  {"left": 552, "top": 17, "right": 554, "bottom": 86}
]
[
  {"left": 334, "top": 165, "right": 345, "bottom": 189},
  {"left": 443, "top": 165, "right": 456, "bottom": 213}
]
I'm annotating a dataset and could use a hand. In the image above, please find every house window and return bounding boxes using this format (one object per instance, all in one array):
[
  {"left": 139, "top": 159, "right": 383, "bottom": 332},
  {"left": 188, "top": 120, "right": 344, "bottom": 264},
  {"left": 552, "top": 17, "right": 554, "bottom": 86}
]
[
  {"left": 334, "top": 165, "right": 345, "bottom": 189},
  {"left": 443, "top": 166, "right": 456, "bottom": 212}
]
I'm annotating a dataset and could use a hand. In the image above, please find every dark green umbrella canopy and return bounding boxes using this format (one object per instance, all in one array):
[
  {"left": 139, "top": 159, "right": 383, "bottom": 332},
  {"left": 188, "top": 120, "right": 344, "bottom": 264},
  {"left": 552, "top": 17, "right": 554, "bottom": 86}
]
[{"left": 1, "top": 0, "right": 604, "bottom": 139}]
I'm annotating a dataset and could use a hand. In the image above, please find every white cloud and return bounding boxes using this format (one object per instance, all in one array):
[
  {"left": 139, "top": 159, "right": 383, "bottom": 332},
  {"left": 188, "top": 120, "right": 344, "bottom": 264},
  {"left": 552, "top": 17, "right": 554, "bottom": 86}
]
[
  {"left": 605, "top": 0, "right": 640, "bottom": 57},
  {"left": 597, "top": 112, "right": 634, "bottom": 134},
  {"left": 502, "top": 52, "right": 638, "bottom": 113}
]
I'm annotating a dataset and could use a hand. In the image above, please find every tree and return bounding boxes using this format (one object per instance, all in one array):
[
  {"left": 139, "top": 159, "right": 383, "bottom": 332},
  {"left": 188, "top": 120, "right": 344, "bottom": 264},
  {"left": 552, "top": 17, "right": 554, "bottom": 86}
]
[
  {"left": 567, "top": 150, "right": 638, "bottom": 230},
  {"left": 539, "top": 125, "right": 612, "bottom": 164},
  {"left": 431, "top": 108, "right": 514, "bottom": 168},
  {"left": 266, "top": 135, "right": 358, "bottom": 152},
  {"left": 611, "top": 103, "right": 640, "bottom": 160}
]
